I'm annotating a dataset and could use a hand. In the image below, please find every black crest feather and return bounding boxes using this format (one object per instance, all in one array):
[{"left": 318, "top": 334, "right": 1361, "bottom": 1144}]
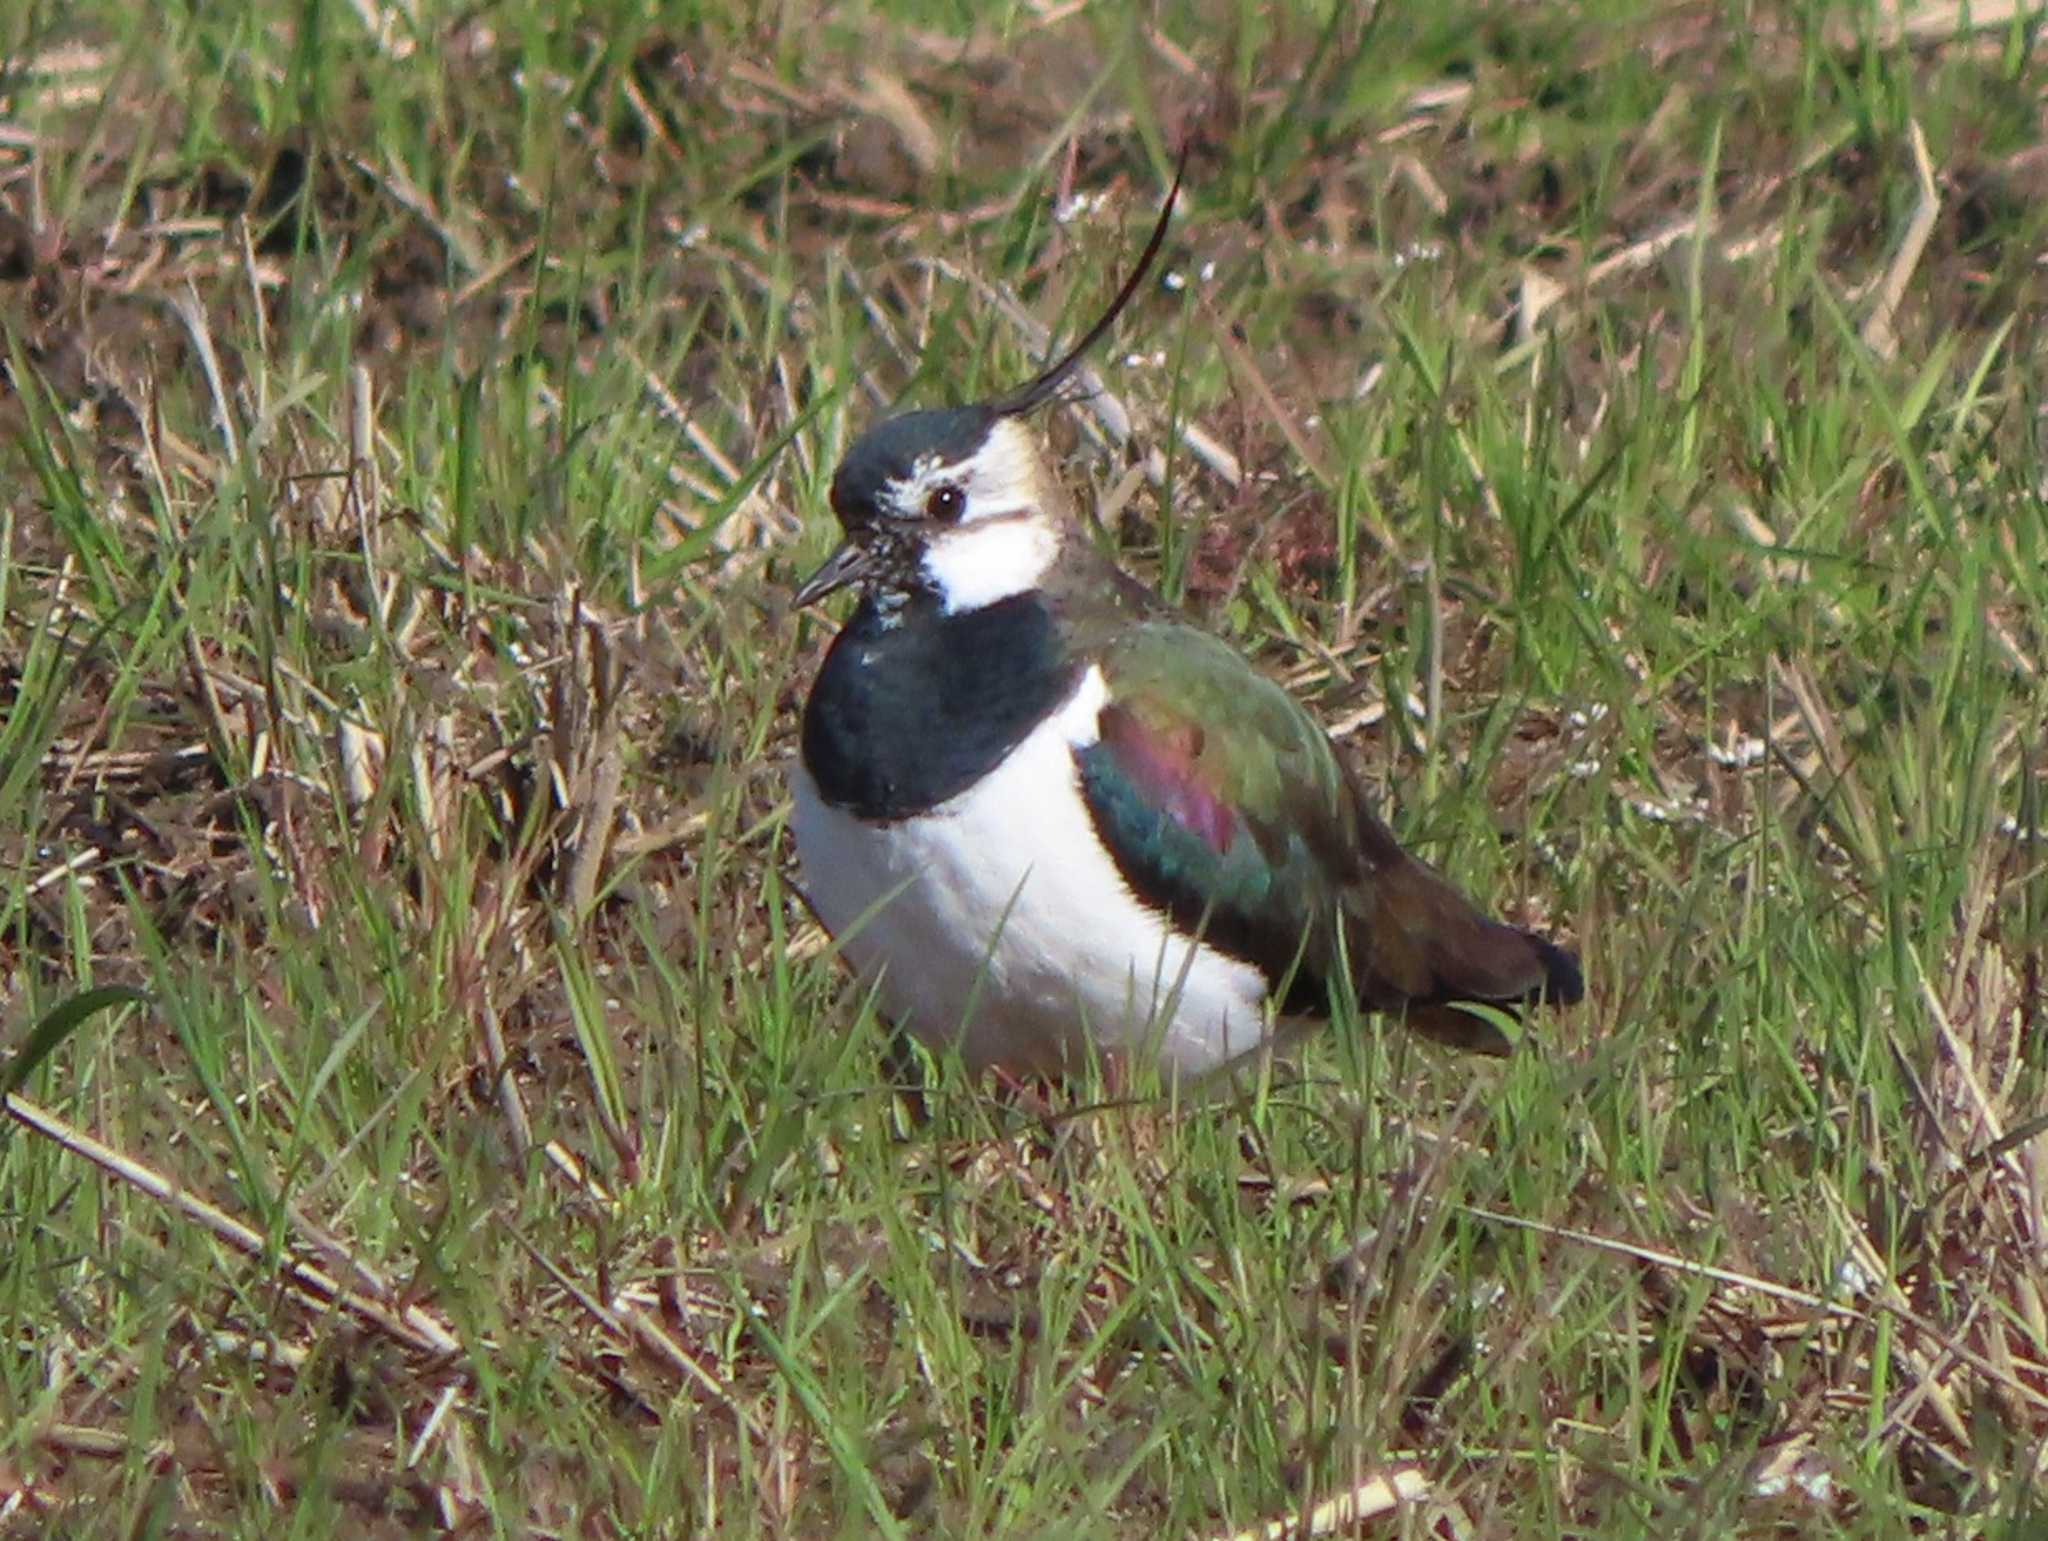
[{"left": 987, "top": 143, "right": 1190, "bottom": 419}]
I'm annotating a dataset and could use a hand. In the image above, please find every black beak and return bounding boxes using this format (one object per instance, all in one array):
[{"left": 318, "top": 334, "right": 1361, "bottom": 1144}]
[{"left": 793, "top": 541, "right": 877, "bottom": 608}]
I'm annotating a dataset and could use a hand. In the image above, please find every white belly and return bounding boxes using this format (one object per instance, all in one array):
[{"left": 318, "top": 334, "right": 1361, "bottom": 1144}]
[{"left": 789, "top": 667, "right": 1270, "bottom": 1079}]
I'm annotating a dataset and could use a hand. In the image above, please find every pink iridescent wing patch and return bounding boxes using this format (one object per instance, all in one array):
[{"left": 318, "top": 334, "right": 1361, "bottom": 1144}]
[{"left": 1094, "top": 704, "right": 1239, "bottom": 855}]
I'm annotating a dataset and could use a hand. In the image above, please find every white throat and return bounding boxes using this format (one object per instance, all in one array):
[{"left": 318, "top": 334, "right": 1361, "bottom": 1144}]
[{"left": 921, "top": 517, "right": 1061, "bottom": 613}]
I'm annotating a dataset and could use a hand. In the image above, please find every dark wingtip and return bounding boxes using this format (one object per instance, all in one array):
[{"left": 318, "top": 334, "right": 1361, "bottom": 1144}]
[
  {"left": 1404, "top": 1004, "right": 1518, "bottom": 1057},
  {"left": 987, "top": 141, "right": 1192, "bottom": 419},
  {"left": 1528, "top": 934, "right": 1584, "bottom": 1007}
]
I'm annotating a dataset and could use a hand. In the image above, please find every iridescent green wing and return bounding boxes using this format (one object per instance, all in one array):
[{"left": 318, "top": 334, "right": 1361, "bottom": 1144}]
[{"left": 1073, "top": 622, "right": 1355, "bottom": 1003}]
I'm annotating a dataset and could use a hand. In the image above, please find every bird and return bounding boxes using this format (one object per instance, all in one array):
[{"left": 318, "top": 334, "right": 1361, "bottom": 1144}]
[{"left": 787, "top": 163, "right": 1582, "bottom": 1083}]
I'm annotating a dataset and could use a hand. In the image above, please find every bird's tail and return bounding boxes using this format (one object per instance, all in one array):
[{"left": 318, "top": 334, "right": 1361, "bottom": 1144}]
[{"left": 1349, "top": 853, "right": 1582, "bottom": 1055}]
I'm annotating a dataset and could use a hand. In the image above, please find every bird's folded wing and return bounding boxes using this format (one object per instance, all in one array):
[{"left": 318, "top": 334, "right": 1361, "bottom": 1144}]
[
  {"left": 1075, "top": 621, "right": 1581, "bottom": 1051},
  {"left": 1072, "top": 623, "right": 1351, "bottom": 1002}
]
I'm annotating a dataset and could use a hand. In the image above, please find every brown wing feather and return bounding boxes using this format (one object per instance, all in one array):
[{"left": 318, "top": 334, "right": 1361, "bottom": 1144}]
[{"left": 1346, "top": 811, "right": 1582, "bottom": 1054}]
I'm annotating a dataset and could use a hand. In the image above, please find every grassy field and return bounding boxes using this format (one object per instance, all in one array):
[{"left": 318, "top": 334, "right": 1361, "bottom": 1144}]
[{"left": 3, "top": 0, "right": 2046, "bottom": 1534}]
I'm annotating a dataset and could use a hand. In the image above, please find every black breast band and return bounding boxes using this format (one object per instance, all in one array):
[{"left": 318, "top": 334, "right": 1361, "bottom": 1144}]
[{"left": 801, "top": 593, "right": 1083, "bottom": 822}]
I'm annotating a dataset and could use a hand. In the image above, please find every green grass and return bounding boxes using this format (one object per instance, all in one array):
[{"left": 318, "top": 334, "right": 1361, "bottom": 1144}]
[{"left": 3, "top": 0, "right": 2046, "bottom": 1533}]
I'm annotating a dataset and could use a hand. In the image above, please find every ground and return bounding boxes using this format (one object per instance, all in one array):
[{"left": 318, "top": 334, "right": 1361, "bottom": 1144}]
[{"left": 2, "top": 0, "right": 2046, "bottom": 1535}]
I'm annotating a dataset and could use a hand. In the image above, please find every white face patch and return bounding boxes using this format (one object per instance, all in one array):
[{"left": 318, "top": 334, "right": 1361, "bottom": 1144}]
[
  {"left": 920, "top": 517, "right": 1061, "bottom": 613},
  {"left": 881, "top": 418, "right": 1064, "bottom": 613}
]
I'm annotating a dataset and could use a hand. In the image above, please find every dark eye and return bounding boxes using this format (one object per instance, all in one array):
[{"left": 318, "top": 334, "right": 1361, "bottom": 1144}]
[{"left": 924, "top": 485, "right": 964, "bottom": 523}]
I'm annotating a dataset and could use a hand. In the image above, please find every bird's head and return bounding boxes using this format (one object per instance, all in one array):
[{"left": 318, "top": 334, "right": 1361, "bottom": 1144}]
[{"left": 795, "top": 157, "right": 1183, "bottom": 617}]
